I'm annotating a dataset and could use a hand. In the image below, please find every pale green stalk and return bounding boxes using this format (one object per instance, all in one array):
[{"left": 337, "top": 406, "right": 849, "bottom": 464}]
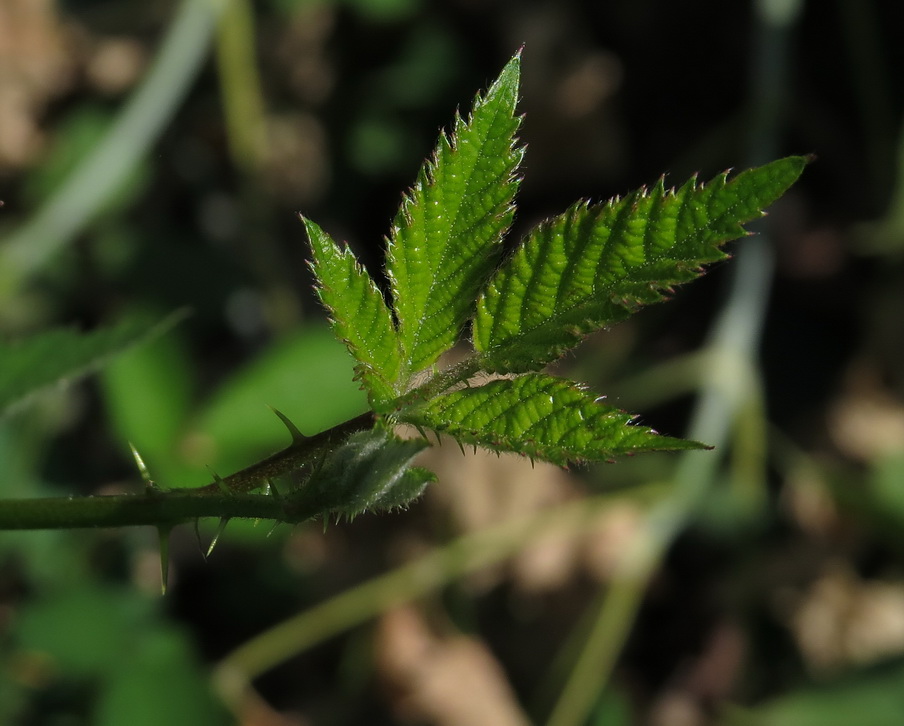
[
  {"left": 210, "top": 491, "right": 650, "bottom": 713},
  {"left": 545, "top": 2, "right": 805, "bottom": 724},
  {"left": 215, "top": 0, "right": 267, "bottom": 173},
  {"left": 0, "top": 0, "right": 225, "bottom": 297}
]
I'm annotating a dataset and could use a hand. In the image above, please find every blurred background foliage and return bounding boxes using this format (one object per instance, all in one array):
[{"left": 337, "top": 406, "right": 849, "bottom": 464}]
[{"left": 1, "top": 0, "right": 903, "bottom": 723}]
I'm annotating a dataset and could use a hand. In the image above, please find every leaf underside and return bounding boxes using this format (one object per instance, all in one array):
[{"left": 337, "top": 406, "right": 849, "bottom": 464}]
[
  {"left": 399, "top": 373, "right": 705, "bottom": 466},
  {"left": 304, "top": 217, "right": 402, "bottom": 410},
  {"left": 301, "top": 427, "right": 435, "bottom": 518},
  {"left": 385, "top": 52, "right": 524, "bottom": 377},
  {"left": 473, "top": 156, "right": 808, "bottom": 373}
]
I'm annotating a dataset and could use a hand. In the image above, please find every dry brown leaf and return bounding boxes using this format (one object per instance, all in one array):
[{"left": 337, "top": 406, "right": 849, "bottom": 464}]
[
  {"left": 0, "top": 0, "right": 75, "bottom": 168},
  {"left": 828, "top": 365, "right": 904, "bottom": 461},
  {"left": 786, "top": 563, "right": 904, "bottom": 673},
  {"left": 375, "top": 606, "right": 531, "bottom": 726}
]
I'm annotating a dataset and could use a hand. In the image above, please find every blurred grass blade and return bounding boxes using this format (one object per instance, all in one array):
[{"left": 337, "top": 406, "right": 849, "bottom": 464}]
[
  {"left": 0, "top": 0, "right": 224, "bottom": 298},
  {"left": 0, "top": 310, "right": 186, "bottom": 417}
]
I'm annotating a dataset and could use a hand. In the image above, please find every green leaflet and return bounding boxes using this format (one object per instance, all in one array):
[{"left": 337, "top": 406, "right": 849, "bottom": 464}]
[
  {"left": 305, "top": 53, "right": 807, "bottom": 477},
  {"left": 385, "top": 52, "right": 524, "bottom": 377},
  {"left": 399, "top": 373, "right": 705, "bottom": 466},
  {"left": 299, "top": 427, "right": 435, "bottom": 518},
  {"left": 473, "top": 156, "right": 808, "bottom": 373},
  {"left": 305, "top": 217, "right": 402, "bottom": 410}
]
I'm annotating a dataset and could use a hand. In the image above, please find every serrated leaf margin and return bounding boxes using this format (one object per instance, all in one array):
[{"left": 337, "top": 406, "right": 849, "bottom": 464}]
[
  {"left": 473, "top": 156, "right": 808, "bottom": 373},
  {"left": 304, "top": 216, "right": 402, "bottom": 410},
  {"left": 301, "top": 427, "right": 434, "bottom": 518},
  {"left": 399, "top": 373, "right": 705, "bottom": 466},
  {"left": 385, "top": 52, "right": 525, "bottom": 378}
]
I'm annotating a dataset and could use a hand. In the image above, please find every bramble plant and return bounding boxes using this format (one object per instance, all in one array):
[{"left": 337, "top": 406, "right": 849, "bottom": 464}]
[{"left": 0, "top": 52, "right": 806, "bottom": 566}]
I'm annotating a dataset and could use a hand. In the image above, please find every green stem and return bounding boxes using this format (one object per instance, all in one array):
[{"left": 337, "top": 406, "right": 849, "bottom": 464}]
[
  {"left": 0, "top": 492, "right": 315, "bottom": 530},
  {"left": 195, "top": 410, "right": 375, "bottom": 495},
  {"left": 0, "top": 411, "right": 375, "bottom": 531}
]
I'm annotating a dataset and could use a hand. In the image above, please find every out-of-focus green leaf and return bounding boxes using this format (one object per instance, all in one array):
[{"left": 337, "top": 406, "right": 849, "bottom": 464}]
[
  {"left": 99, "top": 319, "right": 195, "bottom": 471},
  {"left": 870, "top": 451, "right": 904, "bottom": 524},
  {"left": 727, "top": 661, "right": 904, "bottom": 726},
  {"left": 345, "top": 0, "right": 421, "bottom": 22},
  {"left": 14, "top": 585, "right": 154, "bottom": 678},
  {"left": 95, "top": 630, "right": 228, "bottom": 726},
  {"left": 267, "top": 0, "right": 421, "bottom": 20},
  {"left": 347, "top": 114, "right": 412, "bottom": 174},
  {"left": 591, "top": 687, "right": 633, "bottom": 726},
  {"left": 373, "top": 27, "right": 460, "bottom": 107},
  {"left": 0, "top": 311, "right": 186, "bottom": 418},
  {"left": 13, "top": 583, "right": 226, "bottom": 725}
]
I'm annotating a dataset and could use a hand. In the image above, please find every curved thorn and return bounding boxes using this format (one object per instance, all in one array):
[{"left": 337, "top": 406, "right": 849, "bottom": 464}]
[
  {"left": 207, "top": 518, "right": 230, "bottom": 559},
  {"left": 193, "top": 518, "right": 207, "bottom": 561},
  {"left": 158, "top": 526, "right": 172, "bottom": 595},
  {"left": 268, "top": 406, "right": 307, "bottom": 444},
  {"left": 129, "top": 442, "right": 157, "bottom": 492}
]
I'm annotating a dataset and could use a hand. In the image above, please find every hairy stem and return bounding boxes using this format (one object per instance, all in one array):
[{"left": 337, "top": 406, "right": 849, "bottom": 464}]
[
  {"left": 195, "top": 410, "right": 375, "bottom": 495},
  {"left": 395, "top": 355, "right": 482, "bottom": 408},
  {"left": 0, "top": 492, "right": 316, "bottom": 530},
  {"left": 0, "top": 411, "right": 375, "bottom": 531}
]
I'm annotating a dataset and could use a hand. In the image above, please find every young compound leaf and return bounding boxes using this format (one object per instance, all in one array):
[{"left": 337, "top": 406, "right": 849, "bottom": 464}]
[
  {"left": 473, "top": 156, "right": 808, "bottom": 373},
  {"left": 305, "top": 216, "right": 402, "bottom": 410},
  {"left": 386, "top": 52, "right": 524, "bottom": 378},
  {"left": 299, "top": 427, "right": 435, "bottom": 519},
  {"left": 399, "top": 373, "right": 704, "bottom": 466}
]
